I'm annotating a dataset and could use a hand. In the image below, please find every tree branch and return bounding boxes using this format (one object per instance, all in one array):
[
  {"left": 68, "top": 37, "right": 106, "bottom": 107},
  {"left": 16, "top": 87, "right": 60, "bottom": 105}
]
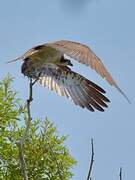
[
  {"left": 18, "top": 142, "right": 28, "bottom": 180},
  {"left": 17, "top": 76, "right": 63, "bottom": 180},
  {"left": 18, "top": 78, "right": 34, "bottom": 180},
  {"left": 87, "top": 138, "right": 94, "bottom": 180},
  {"left": 119, "top": 167, "right": 122, "bottom": 180}
]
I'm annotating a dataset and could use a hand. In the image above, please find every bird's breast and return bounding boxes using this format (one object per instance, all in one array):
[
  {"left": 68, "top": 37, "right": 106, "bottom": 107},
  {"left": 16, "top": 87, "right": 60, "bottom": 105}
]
[{"left": 21, "top": 47, "right": 62, "bottom": 78}]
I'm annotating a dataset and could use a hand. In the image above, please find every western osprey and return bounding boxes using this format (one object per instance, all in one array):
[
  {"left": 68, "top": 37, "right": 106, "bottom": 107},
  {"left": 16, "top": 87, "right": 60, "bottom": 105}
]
[{"left": 9, "top": 40, "right": 130, "bottom": 111}]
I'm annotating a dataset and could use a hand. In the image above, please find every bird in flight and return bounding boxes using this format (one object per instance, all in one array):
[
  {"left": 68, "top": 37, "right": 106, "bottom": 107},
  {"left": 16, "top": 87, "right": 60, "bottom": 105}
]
[{"left": 8, "top": 40, "right": 130, "bottom": 112}]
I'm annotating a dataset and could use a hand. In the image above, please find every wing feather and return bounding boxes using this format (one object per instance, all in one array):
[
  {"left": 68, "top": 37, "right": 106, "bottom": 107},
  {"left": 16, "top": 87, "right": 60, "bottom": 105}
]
[
  {"left": 37, "top": 64, "right": 110, "bottom": 112},
  {"left": 46, "top": 40, "right": 130, "bottom": 103}
]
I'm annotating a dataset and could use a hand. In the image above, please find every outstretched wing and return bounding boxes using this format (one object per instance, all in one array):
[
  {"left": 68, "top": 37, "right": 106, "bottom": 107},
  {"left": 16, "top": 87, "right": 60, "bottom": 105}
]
[
  {"left": 37, "top": 64, "right": 110, "bottom": 112},
  {"left": 46, "top": 40, "right": 130, "bottom": 103}
]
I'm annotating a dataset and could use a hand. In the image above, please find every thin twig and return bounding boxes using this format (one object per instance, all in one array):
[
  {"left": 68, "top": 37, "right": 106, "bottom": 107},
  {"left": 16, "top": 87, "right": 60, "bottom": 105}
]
[
  {"left": 18, "top": 78, "right": 34, "bottom": 180},
  {"left": 119, "top": 167, "right": 122, "bottom": 180},
  {"left": 18, "top": 75, "right": 63, "bottom": 180},
  {"left": 87, "top": 139, "right": 94, "bottom": 180}
]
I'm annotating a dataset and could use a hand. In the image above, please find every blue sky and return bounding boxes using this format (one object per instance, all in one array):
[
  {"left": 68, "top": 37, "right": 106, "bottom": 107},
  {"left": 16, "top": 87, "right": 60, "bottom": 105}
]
[{"left": 0, "top": 0, "right": 135, "bottom": 179}]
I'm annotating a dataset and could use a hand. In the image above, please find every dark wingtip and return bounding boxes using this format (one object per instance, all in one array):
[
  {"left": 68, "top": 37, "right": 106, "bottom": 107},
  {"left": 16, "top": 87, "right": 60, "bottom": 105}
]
[
  {"left": 87, "top": 80, "right": 106, "bottom": 93},
  {"left": 105, "top": 97, "right": 110, "bottom": 103},
  {"left": 99, "top": 108, "right": 105, "bottom": 112},
  {"left": 86, "top": 104, "right": 95, "bottom": 112}
]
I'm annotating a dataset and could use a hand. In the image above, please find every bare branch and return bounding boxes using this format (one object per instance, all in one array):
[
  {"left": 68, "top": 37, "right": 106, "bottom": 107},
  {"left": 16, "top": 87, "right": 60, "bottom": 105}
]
[
  {"left": 18, "top": 78, "right": 33, "bottom": 180},
  {"left": 119, "top": 167, "right": 122, "bottom": 180},
  {"left": 87, "top": 138, "right": 94, "bottom": 180},
  {"left": 17, "top": 76, "right": 63, "bottom": 180},
  {"left": 18, "top": 142, "right": 28, "bottom": 180}
]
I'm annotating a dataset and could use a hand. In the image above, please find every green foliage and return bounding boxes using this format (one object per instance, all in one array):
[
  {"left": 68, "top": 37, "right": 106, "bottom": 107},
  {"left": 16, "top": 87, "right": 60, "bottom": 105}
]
[{"left": 0, "top": 75, "right": 76, "bottom": 180}]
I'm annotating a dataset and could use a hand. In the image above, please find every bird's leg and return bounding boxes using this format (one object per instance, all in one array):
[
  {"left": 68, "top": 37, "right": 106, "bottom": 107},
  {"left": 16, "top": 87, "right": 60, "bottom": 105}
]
[
  {"left": 32, "top": 72, "right": 42, "bottom": 86},
  {"left": 27, "top": 78, "right": 33, "bottom": 104}
]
